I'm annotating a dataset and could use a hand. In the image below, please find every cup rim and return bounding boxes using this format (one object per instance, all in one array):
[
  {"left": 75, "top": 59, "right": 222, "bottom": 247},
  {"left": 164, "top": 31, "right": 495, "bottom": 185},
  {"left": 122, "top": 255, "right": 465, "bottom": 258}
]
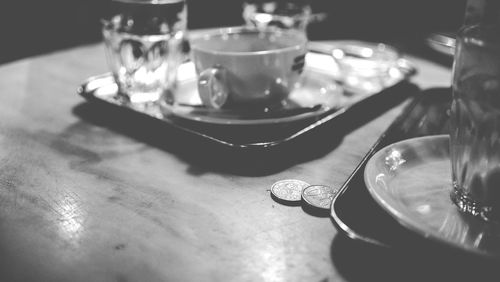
[{"left": 189, "top": 26, "right": 307, "bottom": 56}]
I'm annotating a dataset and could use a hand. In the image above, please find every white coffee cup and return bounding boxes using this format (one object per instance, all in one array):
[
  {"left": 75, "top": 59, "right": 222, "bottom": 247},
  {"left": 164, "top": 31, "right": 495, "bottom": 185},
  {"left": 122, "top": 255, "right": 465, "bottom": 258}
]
[{"left": 189, "top": 27, "right": 307, "bottom": 109}]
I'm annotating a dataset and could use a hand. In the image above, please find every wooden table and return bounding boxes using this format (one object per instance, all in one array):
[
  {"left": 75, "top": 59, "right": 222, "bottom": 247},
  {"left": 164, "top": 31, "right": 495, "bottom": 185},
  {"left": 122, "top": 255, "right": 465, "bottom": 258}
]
[{"left": 1, "top": 41, "right": 485, "bottom": 282}]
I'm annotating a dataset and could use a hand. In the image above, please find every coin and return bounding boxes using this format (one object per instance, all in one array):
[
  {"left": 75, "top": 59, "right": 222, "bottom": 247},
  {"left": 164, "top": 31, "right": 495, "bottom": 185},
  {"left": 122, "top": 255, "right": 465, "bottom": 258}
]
[
  {"left": 270, "top": 179, "right": 310, "bottom": 202},
  {"left": 301, "top": 184, "right": 339, "bottom": 210}
]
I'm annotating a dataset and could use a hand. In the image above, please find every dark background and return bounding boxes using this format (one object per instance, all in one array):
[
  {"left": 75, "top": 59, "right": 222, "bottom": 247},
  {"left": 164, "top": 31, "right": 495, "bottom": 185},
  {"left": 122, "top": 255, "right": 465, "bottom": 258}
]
[{"left": 0, "top": 0, "right": 466, "bottom": 64}]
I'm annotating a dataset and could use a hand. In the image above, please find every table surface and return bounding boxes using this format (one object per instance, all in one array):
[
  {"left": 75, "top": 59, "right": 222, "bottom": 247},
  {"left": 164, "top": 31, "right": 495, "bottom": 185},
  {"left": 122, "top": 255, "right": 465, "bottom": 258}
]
[{"left": 1, "top": 40, "right": 489, "bottom": 282}]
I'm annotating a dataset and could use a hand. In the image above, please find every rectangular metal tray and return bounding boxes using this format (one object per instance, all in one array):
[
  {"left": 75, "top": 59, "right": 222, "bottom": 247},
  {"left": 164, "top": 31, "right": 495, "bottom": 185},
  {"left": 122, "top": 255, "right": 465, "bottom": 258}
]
[
  {"left": 330, "top": 87, "right": 452, "bottom": 248},
  {"left": 77, "top": 42, "right": 416, "bottom": 154}
]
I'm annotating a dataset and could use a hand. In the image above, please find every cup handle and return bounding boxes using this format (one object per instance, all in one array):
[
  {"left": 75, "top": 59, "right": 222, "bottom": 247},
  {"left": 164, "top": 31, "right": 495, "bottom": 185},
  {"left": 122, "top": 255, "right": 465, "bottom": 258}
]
[{"left": 197, "top": 66, "right": 230, "bottom": 109}]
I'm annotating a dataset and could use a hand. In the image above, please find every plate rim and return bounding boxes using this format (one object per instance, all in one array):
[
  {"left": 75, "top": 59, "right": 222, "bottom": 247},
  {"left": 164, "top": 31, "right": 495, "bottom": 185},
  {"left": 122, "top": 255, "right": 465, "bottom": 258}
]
[
  {"left": 363, "top": 134, "right": 500, "bottom": 258},
  {"left": 161, "top": 63, "right": 341, "bottom": 126}
]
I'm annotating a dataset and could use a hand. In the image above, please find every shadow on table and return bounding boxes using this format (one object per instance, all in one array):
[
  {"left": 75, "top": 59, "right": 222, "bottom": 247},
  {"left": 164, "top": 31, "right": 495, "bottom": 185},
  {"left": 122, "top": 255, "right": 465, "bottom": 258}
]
[
  {"left": 72, "top": 81, "right": 419, "bottom": 176},
  {"left": 330, "top": 234, "right": 500, "bottom": 282}
]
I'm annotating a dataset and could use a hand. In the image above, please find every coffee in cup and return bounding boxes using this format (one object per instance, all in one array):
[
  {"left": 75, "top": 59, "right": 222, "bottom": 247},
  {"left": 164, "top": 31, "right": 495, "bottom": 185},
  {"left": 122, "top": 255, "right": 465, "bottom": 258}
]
[{"left": 189, "top": 27, "right": 307, "bottom": 109}]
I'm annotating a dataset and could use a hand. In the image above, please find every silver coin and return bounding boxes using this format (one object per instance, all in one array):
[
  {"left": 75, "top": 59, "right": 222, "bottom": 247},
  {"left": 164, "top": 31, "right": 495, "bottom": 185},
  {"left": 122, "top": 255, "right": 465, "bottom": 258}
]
[
  {"left": 301, "top": 185, "right": 339, "bottom": 210},
  {"left": 271, "top": 179, "right": 310, "bottom": 202}
]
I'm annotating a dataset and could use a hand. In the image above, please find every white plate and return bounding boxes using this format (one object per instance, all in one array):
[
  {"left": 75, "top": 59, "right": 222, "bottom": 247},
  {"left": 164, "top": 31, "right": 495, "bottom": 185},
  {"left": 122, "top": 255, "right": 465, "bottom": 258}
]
[
  {"left": 364, "top": 135, "right": 500, "bottom": 258},
  {"left": 160, "top": 50, "right": 407, "bottom": 126}
]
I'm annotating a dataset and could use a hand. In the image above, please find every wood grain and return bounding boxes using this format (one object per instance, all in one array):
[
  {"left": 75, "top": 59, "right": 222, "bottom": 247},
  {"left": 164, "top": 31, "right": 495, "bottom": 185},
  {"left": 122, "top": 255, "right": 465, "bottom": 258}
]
[{"left": 0, "top": 42, "right": 453, "bottom": 282}]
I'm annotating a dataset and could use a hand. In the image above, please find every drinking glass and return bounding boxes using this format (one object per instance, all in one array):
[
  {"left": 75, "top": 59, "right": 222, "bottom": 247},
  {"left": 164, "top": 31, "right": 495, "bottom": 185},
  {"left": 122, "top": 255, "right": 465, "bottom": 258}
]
[
  {"left": 450, "top": 23, "right": 500, "bottom": 221},
  {"left": 242, "top": 0, "right": 312, "bottom": 34},
  {"left": 102, "top": 0, "right": 187, "bottom": 104}
]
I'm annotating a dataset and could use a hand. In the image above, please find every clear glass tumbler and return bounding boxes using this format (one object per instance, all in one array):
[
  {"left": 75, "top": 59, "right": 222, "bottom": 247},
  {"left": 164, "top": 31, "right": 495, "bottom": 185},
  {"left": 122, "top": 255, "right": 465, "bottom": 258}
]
[
  {"left": 242, "top": 0, "right": 312, "bottom": 34},
  {"left": 450, "top": 23, "right": 500, "bottom": 221},
  {"left": 102, "top": 0, "right": 187, "bottom": 104}
]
